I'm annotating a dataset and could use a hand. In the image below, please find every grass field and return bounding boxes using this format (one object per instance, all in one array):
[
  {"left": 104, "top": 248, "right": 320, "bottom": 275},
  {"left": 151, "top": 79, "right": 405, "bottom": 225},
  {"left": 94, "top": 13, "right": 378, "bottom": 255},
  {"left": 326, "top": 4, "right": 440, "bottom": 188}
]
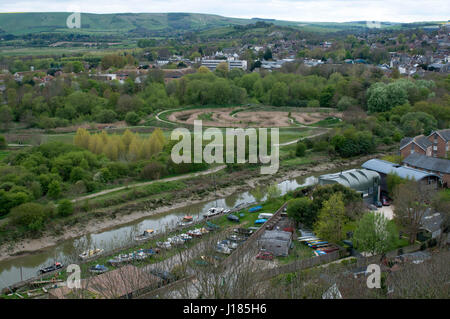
[{"left": 0, "top": 150, "right": 10, "bottom": 161}]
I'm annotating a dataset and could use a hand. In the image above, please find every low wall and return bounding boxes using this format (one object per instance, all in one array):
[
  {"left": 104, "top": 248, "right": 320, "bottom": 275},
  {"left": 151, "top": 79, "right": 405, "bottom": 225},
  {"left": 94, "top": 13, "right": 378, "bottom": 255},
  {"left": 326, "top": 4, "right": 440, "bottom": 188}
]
[{"left": 258, "top": 250, "right": 340, "bottom": 281}]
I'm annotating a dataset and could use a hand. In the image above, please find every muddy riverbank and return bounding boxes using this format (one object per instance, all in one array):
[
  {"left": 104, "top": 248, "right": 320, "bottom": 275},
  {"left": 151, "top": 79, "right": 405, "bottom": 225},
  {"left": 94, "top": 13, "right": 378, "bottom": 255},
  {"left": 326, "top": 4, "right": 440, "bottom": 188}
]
[{"left": 0, "top": 152, "right": 386, "bottom": 262}]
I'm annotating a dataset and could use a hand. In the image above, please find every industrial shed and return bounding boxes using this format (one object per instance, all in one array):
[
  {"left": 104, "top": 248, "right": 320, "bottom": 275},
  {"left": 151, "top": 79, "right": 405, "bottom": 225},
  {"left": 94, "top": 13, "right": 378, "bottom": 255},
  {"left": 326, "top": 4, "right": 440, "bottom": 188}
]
[
  {"left": 362, "top": 159, "right": 441, "bottom": 193},
  {"left": 258, "top": 230, "right": 292, "bottom": 257},
  {"left": 318, "top": 168, "right": 381, "bottom": 204}
]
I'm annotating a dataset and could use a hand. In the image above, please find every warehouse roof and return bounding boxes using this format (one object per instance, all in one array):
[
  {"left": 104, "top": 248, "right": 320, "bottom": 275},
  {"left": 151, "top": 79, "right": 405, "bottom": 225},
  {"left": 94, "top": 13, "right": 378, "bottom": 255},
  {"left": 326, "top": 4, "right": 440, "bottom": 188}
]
[
  {"left": 403, "top": 153, "right": 450, "bottom": 174},
  {"left": 362, "top": 159, "right": 439, "bottom": 181}
]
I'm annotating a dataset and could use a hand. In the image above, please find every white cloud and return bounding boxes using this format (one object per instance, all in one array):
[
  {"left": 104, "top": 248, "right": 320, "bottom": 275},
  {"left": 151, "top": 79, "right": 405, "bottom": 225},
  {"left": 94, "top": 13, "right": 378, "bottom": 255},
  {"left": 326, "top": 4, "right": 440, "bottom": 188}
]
[{"left": 0, "top": 0, "right": 448, "bottom": 22}]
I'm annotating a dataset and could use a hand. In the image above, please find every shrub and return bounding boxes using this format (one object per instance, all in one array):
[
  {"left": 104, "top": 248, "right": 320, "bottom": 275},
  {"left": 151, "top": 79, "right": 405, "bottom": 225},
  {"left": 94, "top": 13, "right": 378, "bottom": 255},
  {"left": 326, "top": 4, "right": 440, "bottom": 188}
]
[
  {"left": 125, "top": 112, "right": 141, "bottom": 126},
  {"left": 48, "top": 180, "right": 61, "bottom": 199},
  {"left": 337, "top": 96, "right": 357, "bottom": 111},
  {"left": 94, "top": 109, "right": 117, "bottom": 123},
  {"left": 10, "top": 202, "right": 49, "bottom": 231},
  {"left": 140, "top": 162, "right": 166, "bottom": 180},
  {"left": 0, "top": 135, "right": 6, "bottom": 149},
  {"left": 307, "top": 99, "right": 320, "bottom": 108},
  {"left": 57, "top": 199, "right": 74, "bottom": 217},
  {"left": 296, "top": 142, "right": 306, "bottom": 157}
]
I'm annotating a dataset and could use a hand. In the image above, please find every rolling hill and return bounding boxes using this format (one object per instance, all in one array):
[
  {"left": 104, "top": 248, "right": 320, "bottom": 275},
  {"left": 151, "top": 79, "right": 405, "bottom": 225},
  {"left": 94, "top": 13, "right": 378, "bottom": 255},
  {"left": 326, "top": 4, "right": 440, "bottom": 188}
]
[{"left": 1, "top": 12, "right": 443, "bottom": 36}]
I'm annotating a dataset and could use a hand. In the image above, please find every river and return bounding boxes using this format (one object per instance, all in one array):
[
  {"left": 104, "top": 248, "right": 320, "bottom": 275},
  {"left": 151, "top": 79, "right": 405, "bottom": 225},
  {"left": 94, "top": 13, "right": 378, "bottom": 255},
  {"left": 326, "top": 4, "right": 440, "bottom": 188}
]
[{"left": 0, "top": 173, "right": 322, "bottom": 290}]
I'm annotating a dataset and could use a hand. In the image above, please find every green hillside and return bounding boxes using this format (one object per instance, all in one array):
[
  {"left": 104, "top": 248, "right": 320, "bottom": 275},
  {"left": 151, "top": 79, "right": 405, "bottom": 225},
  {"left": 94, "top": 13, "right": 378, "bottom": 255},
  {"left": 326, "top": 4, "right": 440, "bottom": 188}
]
[
  {"left": 0, "top": 12, "right": 445, "bottom": 37},
  {"left": 0, "top": 12, "right": 253, "bottom": 35}
]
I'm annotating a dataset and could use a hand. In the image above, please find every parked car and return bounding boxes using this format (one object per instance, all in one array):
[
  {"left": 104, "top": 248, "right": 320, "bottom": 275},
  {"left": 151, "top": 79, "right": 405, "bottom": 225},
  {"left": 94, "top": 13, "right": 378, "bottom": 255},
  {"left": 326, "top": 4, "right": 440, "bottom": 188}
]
[
  {"left": 381, "top": 195, "right": 391, "bottom": 206},
  {"left": 256, "top": 251, "right": 274, "bottom": 260},
  {"left": 375, "top": 201, "right": 383, "bottom": 208}
]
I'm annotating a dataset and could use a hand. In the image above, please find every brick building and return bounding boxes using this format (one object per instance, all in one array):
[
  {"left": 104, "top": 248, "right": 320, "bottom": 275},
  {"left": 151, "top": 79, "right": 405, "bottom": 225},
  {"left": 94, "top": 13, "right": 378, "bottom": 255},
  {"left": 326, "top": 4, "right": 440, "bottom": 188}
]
[
  {"left": 400, "top": 129, "right": 450, "bottom": 159},
  {"left": 399, "top": 135, "right": 432, "bottom": 158},
  {"left": 427, "top": 129, "right": 450, "bottom": 158},
  {"left": 403, "top": 153, "right": 450, "bottom": 187}
]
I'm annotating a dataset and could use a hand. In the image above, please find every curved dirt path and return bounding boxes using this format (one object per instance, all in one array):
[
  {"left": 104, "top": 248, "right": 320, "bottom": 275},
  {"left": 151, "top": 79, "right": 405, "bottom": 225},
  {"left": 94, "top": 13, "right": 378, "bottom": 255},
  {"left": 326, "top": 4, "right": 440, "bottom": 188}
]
[
  {"left": 276, "top": 129, "right": 330, "bottom": 146},
  {"left": 155, "top": 108, "right": 184, "bottom": 126},
  {"left": 71, "top": 165, "right": 227, "bottom": 203}
]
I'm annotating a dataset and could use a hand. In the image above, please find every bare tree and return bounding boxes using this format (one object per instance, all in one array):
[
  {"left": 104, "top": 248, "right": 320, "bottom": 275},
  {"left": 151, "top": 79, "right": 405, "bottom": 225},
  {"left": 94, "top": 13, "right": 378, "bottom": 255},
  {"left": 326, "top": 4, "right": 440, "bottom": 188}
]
[{"left": 393, "top": 180, "right": 436, "bottom": 244}]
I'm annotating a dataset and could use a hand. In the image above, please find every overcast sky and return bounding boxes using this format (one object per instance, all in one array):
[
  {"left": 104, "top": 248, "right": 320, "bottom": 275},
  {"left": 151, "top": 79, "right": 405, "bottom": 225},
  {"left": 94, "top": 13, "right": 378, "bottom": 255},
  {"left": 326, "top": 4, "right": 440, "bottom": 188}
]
[{"left": 1, "top": 0, "right": 449, "bottom": 23}]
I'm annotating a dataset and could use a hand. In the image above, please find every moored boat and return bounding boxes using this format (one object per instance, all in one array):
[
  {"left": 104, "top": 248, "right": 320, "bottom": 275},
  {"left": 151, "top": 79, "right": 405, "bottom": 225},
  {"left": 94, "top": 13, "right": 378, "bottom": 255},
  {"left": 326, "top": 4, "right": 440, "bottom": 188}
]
[
  {"left": 79, "top": 248, "right": 104, "bottom": 260},
  {"left": 203, "top": 207, "right": 224, "bottom": 218},
  {"left": 134, "top": 229, "right": 154, "bottom": 242},
  {"left": 37, "top": 262, "right": 63, "bottom": 275}
]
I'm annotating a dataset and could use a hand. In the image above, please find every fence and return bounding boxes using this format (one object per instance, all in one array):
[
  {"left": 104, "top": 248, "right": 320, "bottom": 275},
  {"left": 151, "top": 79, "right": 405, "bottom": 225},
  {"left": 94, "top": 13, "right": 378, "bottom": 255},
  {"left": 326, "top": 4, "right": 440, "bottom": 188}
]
[
  {"left": 355, "top": 243, "right": 421, "bottom": 268},
  {"left": 257, "top": 250, "right": 340, "bottom": 281},
  {"left": 136, "top": 202, "right": 288, "bottom": 298}
]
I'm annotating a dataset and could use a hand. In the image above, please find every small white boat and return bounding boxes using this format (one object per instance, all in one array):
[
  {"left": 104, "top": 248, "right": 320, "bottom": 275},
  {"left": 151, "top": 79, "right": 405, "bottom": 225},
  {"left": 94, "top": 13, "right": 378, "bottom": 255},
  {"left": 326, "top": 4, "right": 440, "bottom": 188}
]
[
  {"left": 178, "top": 215, "right": 194, "bottom": 227},
  {"left": 203, "top": 207, "right": 224, "bottom": 218},
  {"left": 134, "top": 229, "right": 154, "bottom": 242},
  {"left": 79, "top": 248, "right": 104, "bottom": 260}
]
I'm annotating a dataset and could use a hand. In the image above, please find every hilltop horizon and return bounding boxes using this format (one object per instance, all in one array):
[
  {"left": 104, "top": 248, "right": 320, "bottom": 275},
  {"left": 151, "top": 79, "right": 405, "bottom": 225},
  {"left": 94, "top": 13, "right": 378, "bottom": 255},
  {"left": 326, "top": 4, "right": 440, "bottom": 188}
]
[{"left": 0, "top": 11, "right": 448, "bottom": 24}]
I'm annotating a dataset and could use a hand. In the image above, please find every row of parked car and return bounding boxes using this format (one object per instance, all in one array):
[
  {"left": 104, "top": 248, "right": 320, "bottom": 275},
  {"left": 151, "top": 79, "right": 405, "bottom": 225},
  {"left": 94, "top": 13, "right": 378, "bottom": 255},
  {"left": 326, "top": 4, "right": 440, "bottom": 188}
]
[{"left": 215, "top": 230, "right": 250, "bottom": 255}]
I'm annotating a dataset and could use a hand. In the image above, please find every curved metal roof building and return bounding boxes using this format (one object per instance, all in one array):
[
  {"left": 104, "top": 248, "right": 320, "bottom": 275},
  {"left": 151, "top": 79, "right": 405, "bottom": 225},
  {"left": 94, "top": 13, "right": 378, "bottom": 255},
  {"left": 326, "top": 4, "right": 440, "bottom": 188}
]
[{"left": 318, "top": 168, "right": 380, "bottom": 194}]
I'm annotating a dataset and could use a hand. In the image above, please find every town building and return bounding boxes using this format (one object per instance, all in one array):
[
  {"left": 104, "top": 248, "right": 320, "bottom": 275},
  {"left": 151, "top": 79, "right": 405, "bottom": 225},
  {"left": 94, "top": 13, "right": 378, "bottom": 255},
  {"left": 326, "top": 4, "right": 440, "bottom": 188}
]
[
  {"left": 399, "top": 135, "right": 432, "bottom": 158},
  {"left": 402, "top": 153, "right": 450, "bottom": 187},
  {"left": 400, "top": 129, "right": 450, "bottom": 159},
  {"left": 200, "top": 58, "right": 247, "bottom": 71},
  {"left": 418, "top": 209, "right": 444, "bottom": 241},
  {"left": 427, "top": 129, "right": 450, "bottom": 158},
  {"left": 361, "top": 159, "right": 441, "bottom": 192},
  {"left": 258, "top": 230, "right": 292, "bottom": 257}
]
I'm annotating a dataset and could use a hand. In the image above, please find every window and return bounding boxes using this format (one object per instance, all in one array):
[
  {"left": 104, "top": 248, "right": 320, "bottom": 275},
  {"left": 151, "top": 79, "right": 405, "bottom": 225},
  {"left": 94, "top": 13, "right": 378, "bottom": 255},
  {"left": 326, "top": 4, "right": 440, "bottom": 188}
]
[{"left": 411, "top": 144, "right": 415, "bottom": 154}]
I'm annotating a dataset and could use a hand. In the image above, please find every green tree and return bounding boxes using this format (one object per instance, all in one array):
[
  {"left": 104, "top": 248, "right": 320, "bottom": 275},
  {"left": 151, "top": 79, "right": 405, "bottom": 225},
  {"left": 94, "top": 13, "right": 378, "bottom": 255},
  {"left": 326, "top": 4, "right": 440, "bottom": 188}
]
[
  {"left": 270, "top": 82, "right": 288, "bottom": 106},
  {"left": 125, "top": 112, "right": 141, "bottom": 126},
  {"left": 263, "top": 48, "right": 273, "bottom": 60},
  {"left": 314, "top": 193, "right": 348, "bottom": 243},
  {"left": 287, "top": 197, "right": 316, "bottom": 228},
  {"left": 215, "top": 62, "right": 229, "bottom": 78},
  {"left": 400, "top": 112, "right": 437, "bottom": 136},
  {"left": 353, "top": 212, "right": 397, "bottom": 255},
  {"left": 386, "top": 173, "right": 407, "bottom": 194}
]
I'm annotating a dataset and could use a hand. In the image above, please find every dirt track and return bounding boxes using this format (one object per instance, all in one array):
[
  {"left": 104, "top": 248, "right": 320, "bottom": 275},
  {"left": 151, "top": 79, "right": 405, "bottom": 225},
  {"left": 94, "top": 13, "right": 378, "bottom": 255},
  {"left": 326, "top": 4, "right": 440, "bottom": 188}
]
[{"left": 168, "top": 107, "right": 342, "bottom": 127}]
